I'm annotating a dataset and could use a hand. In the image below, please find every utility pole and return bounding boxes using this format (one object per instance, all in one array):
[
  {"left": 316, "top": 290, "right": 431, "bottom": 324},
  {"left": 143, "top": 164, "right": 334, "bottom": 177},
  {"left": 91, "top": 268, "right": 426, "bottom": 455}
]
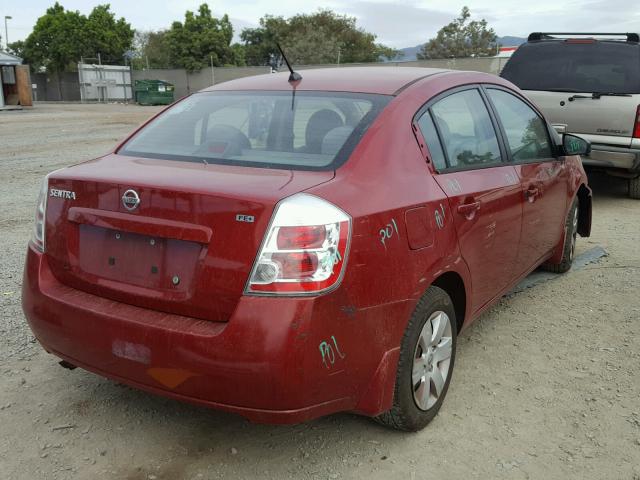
[
  {"left": 337, "top": 47, "right": 341, "bottom": 66},
  {"left": 210, "top": 55, "right": 215, "bottom": 86},
  {"left": 122, "top": 55, "right": 128, "bottom": 104},
  {"left": 4, "top": 16, "right": 12, "bottom": 49}
]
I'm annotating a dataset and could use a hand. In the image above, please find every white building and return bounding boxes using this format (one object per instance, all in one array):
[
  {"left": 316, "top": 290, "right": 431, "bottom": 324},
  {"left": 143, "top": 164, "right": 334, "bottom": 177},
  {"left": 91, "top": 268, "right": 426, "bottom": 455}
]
[{"left": 0, "top": 50, "right": 26, "bottom": 109}]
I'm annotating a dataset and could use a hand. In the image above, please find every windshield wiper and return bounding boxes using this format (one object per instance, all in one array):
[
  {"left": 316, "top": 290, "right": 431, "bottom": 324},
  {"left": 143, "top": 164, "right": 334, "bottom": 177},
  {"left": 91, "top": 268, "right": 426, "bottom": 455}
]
[
  {"left": 568, "top": 94, "right": 591, "bottom": 101},
  {"left": 569, "top": 92, "right": 633, "bottom": 101},
  {"left": 592, "top": 92, "right": 632, "bottom": 98}
]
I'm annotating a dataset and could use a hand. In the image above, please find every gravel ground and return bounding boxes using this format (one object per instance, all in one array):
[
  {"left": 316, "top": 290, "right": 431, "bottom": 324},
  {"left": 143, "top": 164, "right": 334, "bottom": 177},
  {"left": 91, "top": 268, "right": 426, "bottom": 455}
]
[{"left": 1, "top": 103, "right": 639, "bottom": 480}]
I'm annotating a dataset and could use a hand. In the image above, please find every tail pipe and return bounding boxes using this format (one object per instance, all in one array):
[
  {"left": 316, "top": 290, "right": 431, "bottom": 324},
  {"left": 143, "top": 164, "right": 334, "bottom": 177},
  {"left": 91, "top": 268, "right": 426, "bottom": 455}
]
[{"left": 58, "top": 360, "right": 77, "bottom": 370}]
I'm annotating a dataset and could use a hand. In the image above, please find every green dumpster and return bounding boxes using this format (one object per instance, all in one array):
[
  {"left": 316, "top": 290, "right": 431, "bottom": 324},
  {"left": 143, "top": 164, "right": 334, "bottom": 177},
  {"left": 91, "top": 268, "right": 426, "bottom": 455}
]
[{"left": 134, "top": 80, "right": 175, "bottom": 105}]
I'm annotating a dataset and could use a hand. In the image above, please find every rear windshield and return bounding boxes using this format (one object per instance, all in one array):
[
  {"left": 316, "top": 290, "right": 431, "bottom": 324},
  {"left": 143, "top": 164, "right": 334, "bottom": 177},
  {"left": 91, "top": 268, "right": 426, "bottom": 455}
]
[
  {"left": 119, "top": 91, "right": 391, "bottom": 170},
  {"left": 501, "top": 41, "right": 640, "bottom": 94}
]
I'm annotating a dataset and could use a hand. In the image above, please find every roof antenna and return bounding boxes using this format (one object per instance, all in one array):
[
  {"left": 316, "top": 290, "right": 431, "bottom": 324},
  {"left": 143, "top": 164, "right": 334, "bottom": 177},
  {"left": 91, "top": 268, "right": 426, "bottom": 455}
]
[{"left": 276, "top": 43, "right": 302, "bottom": 82}]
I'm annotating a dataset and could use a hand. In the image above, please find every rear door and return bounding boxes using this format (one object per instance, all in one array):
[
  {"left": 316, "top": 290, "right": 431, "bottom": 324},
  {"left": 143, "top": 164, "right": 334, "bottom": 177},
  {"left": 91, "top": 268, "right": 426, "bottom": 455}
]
[
  {"left": 416, "top": 87, "right": 522, "bottom": 313},
  {"left": 485, "top": 86, "right": 569, "bottom": 275}
]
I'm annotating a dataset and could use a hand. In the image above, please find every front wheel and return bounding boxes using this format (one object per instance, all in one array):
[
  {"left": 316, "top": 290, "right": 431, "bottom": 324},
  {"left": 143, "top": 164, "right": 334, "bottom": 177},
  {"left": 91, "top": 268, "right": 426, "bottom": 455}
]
[{"left": 375, "top": 286, "right": 457, "bottom": 431}]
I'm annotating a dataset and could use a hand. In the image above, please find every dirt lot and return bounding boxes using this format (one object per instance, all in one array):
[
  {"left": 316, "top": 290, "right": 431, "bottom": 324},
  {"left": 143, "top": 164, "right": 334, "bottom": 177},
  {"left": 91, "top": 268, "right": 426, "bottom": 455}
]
[{"left": 1, "top": 103, "right": 639, "bottom": 480}]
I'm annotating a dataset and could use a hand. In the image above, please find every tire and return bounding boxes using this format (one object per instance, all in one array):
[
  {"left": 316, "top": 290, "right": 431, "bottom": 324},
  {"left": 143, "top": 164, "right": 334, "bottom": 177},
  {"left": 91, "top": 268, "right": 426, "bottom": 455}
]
[
  {"left": 375, "top": 286, "right": 457, "bottom": 431},
  {"left": 630, "top": 176, "right": 640, "bottom": 200},
  {"left": 542, "top": 197, "right": 578, "bottom": 273}
]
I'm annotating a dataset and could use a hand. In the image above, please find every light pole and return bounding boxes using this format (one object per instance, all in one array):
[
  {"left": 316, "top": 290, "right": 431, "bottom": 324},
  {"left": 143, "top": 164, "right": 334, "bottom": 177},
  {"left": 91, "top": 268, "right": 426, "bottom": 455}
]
[{"left": 4, "top": 16, "right": 11, "bottom": 50}]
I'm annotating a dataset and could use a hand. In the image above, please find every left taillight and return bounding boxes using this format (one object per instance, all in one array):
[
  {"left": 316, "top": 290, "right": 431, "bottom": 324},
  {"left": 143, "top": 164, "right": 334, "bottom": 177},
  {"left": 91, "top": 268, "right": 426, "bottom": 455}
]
[
  {"left": 30, "top": 176, "right": 48, "bottom": 253},
  {"left": 633, "top": 105, "right": 640, "bottom": 139},
  {"left": 246, "top": 193, "right": 351, "bottom": 295}
]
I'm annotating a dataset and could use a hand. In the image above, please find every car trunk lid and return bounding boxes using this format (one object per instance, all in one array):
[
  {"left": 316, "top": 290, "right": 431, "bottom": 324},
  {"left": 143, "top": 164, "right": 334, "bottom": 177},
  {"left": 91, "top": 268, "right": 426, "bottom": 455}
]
[{"left": 44, "top": 154, "right": 334, "bottom": 322}]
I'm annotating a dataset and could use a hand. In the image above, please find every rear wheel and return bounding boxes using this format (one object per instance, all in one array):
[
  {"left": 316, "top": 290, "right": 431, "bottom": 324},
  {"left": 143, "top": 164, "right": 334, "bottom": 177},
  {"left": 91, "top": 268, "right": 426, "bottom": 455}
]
[
  {"left": 630, "top": 176, "right": 640, "bottom": 200},
  {"left": 375, "top": 286, "right": 457, "bottom": 431},
  {"left": 542, "top": 198, "right": 578, "bottom": 273}
]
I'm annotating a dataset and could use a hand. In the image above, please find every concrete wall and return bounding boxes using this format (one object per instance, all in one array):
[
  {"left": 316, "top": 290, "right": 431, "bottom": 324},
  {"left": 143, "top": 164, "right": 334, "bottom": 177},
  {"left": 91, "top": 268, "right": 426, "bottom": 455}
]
[
  {"left": 132, "top": 66, "right": 271, "bottom": 98},
  {"left": 296, "top": 57, "right": 509, "bottom": 74}
]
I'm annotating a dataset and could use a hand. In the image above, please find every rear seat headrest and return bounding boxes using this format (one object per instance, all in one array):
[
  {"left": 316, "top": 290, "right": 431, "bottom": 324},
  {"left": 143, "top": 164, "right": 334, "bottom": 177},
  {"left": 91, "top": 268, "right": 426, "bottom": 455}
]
[{"left": 321, "top": 126, "right": 355, "bottom": 156}]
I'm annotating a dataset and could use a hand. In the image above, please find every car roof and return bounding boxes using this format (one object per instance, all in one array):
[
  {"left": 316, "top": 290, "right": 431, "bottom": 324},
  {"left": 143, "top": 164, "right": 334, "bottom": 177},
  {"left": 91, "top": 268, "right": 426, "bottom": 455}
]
[{"left": 203, "top": 67, "right": 449, "bottom": 96}]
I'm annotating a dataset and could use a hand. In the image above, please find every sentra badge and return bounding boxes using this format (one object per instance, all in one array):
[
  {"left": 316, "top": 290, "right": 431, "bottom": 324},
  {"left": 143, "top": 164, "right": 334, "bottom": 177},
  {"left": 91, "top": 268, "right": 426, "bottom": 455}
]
[{"left": 49, "top": 188, "right": 76, "bottom": 200}]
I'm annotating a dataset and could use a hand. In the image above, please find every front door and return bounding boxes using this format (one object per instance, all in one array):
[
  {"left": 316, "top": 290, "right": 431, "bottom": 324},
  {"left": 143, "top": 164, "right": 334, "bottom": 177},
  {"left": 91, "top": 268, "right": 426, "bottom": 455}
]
[{"left": 485, "top": 87, "right": 569, "bottom": 276}]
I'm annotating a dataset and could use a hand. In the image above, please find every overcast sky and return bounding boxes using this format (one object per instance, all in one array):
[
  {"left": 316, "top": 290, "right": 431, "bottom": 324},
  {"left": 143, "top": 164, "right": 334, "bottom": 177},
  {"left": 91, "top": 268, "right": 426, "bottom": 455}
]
[{"left": 2, "top": 0, "right": 639, "bottom": 48}]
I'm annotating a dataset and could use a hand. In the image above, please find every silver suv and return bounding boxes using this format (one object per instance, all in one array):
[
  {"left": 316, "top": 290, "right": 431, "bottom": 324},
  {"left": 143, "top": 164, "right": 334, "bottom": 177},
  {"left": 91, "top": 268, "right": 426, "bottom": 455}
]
[{"left": 501, "top": 32, "right": 640, "bottom": 198}]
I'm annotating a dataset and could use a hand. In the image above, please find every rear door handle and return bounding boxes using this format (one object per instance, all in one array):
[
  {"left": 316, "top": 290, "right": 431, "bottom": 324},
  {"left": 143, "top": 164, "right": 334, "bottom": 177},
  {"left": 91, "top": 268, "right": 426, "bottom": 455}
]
[{"left": 457, "top": 201, "right": 481, "bottom": 216}]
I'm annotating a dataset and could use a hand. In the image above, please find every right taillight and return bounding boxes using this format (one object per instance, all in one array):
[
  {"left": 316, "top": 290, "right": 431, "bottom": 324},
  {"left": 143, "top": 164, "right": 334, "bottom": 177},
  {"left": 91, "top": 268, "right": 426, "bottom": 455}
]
[
  {"left": 30, "top": 176, "right": 49, "bottom": 253},
  {"left": 246, "top": 193, "right": 351, "bottom": 295},
  {"left": 633, "top": 105, "right": 640, "bottom": 138}
]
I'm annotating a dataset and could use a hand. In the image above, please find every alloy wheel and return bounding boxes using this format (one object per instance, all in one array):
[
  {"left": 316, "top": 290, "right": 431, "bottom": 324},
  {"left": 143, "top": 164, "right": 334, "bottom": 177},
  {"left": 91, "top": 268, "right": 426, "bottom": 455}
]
[{"left": 412, "top": 311, "right": 453, "bottom": 411}]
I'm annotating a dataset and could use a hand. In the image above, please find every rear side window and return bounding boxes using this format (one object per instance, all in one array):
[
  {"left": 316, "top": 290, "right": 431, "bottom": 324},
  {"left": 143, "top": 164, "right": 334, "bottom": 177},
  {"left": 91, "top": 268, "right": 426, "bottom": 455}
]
[
  {"left": 430, "top": 89, "right": 502, "bottom": 169},
  {"left": 417, "top": 112, "right": 447, "bottom": 170},
  {"left": 119, "top": 91, "right": 390, "bottom": 170},
  {"left": 501, "top": 41, "right": 640, "bottom": 94},
  {"left": 487, "top": 89, "right": 553, "bottom": 161}
]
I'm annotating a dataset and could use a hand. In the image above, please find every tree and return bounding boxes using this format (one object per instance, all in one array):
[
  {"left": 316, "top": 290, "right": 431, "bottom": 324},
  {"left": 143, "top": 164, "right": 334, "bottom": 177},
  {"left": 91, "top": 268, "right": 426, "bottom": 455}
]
[
  {"left": 7, "top": 40, "right": 26, "bottom": 59},
  {"left": 164, "top": 4, "right": 237, "bottom": 71},
  {"left": 240, "top": 10, "right": 399, "bottom": 66},
  {"left": 132, "top": 30, "right": 172, "bottom": 69},
  {"left": 240, "top": 15, "right": 288, "bottom": 67},
  {"left": 20, "top": 3, "right": 87, "bottom": 73},
  {"left": 18, "top": 2, "right": 133, "bottom": 72},
  {"left": 417, "top": 6, "right": 497, "bottom": 59},
  {"left": 84, "top": 4, "right": 134, "bottom": 64}
]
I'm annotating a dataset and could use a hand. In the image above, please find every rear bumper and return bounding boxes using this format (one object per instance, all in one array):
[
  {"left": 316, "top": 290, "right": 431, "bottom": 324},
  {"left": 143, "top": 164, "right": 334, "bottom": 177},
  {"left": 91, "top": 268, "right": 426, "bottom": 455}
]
[
  {"left": 22, "top": 245, "right": 400, "bottom": 423},
  {"left": 583, "top": 144, "right": 640, "bottom": 174}
]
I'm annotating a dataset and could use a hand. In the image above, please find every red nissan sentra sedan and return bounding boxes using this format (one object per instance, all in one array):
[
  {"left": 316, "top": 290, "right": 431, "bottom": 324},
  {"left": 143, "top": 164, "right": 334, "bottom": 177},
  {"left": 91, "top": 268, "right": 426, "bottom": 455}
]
[{"left": 22, "top": 67, "right": 592, "bottom": 431}]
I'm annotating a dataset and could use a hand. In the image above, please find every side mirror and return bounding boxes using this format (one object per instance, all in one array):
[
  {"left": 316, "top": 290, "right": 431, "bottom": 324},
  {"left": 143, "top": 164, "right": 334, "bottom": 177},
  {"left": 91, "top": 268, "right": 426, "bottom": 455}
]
[{"left": 562, "top": 134, "right": 591, "bottom": 156}]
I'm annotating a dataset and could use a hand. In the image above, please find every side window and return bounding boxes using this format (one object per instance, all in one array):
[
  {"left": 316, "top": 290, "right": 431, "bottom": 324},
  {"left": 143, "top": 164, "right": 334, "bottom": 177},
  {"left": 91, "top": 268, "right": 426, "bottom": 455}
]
[
  {"left": 417, "top": 111, "right": 447, "bottom": 170},
  {"left": 487, "top": 89, "right": 553, "bottom": 162},
  {"left": 431, "top": 89, "right": 502, "bottom": 169}
]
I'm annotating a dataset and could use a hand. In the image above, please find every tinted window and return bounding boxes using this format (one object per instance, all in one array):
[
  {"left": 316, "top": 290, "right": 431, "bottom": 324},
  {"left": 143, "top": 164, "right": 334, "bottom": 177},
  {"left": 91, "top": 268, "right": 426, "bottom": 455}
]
[
  {"left": 487, "top": 89, "right": 553, "bottom": 161},
  {"left": 501, "top": 41, "right": 640, "bottom": 94},
  {"left": 417, "top": 111, "right": 447, "bottom": 170},
  {"left": 431, "top": 89, "right": 502, "bottom": 169},
  {"left": 119, "top": 91, "right": 390, "bottom": 170}
]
